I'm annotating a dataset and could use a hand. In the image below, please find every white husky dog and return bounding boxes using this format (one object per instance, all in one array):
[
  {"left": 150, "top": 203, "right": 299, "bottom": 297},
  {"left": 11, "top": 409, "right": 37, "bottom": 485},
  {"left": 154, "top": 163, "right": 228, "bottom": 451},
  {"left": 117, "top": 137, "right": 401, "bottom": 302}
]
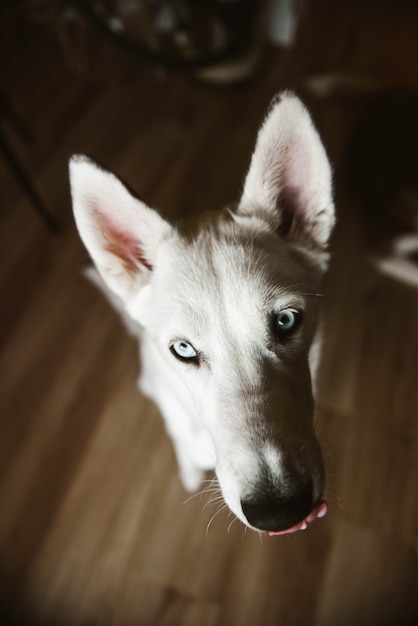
[{"left": 69, "top": 92, "right": 334, "bottom": 535}]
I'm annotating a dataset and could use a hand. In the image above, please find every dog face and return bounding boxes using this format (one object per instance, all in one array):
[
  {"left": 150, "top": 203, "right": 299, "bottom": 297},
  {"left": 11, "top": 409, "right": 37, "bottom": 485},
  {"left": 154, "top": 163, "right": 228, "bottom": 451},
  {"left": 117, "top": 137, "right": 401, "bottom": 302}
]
[{"left": 70, "top": 92, "right": 334, "bottom": 534}]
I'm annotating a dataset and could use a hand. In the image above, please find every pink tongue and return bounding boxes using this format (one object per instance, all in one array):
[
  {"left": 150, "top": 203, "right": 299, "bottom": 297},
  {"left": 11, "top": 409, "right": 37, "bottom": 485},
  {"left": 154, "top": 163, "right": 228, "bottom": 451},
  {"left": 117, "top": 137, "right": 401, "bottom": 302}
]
[{"left": 268, "top": 500, "right": 328, "bottom": 536}]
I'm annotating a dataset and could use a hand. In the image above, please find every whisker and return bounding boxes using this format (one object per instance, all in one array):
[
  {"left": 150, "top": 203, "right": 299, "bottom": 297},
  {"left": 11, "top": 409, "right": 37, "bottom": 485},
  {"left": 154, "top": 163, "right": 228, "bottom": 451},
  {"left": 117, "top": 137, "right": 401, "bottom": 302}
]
[
  {"left": 182, "top": 489, "right": 215, "bottom": 505},
  {"left": 203, "top": 495, "right": 224, "bottom": 512},
  {"left": 205, "top": 504, "right": 229, "bottom": 538},
  {"left": 325, "top": 492, "right": 346, "bottom": 510},
  {"left": 297, "top": 441, "right": 311, "bottom": 455},
  {"left": 182, "top": 477, "right": 221, "bottom": 505},
  {"left": 280, "top": 283, "right": 324, "bottom": 298},
  {"left": 227, "top": 514, "right": 239, "bottom": 534}
]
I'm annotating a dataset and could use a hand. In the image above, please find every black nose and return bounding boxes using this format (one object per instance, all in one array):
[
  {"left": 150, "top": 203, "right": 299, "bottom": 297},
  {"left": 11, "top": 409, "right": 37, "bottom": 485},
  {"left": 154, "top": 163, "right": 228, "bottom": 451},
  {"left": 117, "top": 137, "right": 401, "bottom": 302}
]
[{"left": 241, "top": 483, "right": 313, "bottom": 532}]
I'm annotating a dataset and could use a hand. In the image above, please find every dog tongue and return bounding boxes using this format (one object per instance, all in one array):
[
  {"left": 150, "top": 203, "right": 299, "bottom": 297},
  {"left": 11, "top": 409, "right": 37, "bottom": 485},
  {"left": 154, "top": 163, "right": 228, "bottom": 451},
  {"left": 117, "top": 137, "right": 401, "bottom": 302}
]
[{"left": 268, "top": 500, "right": 328, "bottom": 536}]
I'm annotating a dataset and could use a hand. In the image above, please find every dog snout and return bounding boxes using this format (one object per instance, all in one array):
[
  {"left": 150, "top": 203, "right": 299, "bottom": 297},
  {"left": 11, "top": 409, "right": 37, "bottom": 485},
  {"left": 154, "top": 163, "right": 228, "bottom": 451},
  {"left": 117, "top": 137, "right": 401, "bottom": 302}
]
[{"left": 241, "top": 481, "right": 314, "bottom": 532}]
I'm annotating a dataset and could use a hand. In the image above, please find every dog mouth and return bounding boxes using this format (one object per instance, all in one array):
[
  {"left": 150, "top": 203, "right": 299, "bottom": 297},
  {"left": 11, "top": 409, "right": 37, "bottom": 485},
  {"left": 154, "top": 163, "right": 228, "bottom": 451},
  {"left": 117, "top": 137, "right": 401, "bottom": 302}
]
[{"left": 268, "top": 500, "right": 328, "bottom": 536}]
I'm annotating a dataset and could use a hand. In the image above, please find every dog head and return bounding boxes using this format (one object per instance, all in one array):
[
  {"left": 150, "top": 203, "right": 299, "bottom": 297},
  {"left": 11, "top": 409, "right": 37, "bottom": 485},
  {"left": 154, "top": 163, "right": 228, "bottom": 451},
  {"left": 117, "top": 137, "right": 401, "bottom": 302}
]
[{"left": 69, "top": 92, "right": 334, "bottom": 534}]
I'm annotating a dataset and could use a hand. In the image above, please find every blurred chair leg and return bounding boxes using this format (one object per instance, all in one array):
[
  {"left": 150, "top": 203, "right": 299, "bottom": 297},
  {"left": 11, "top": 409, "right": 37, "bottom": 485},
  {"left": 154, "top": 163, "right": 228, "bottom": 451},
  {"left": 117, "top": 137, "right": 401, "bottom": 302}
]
[{"left": 0, "top": 130, "right": 59, "bottom": 234}]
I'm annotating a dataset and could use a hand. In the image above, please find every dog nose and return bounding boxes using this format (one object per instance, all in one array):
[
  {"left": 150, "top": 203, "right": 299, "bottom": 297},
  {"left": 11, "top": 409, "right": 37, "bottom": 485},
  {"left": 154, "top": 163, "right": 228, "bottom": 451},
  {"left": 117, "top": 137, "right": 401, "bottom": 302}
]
[{"left": 241, "top": 482, "right": 313, "bottom": 532}]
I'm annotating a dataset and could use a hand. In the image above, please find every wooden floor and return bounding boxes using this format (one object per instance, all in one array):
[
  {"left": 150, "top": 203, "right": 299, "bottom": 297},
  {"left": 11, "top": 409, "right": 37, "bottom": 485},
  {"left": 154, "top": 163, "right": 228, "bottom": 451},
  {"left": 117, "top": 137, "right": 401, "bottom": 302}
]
[{"left": 1, "top": 1, "right": 418, "bottom": 624}]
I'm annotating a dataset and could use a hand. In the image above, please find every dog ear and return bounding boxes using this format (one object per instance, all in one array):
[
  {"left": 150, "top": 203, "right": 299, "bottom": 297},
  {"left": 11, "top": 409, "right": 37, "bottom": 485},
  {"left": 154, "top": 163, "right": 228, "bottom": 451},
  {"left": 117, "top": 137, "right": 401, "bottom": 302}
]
[
  {"left": 69, "top": 156, "right": 172, "bottom": 303},
  {"left": 238, "top": 92, "right": 334, "bottom": 249}
]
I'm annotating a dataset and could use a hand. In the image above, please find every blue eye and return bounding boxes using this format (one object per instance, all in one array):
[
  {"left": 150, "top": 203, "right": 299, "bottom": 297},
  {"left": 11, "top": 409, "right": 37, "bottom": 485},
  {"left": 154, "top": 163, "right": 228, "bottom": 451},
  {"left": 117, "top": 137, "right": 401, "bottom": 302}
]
[
  {"left": 275, "top": 309, "right": 301, "bottom": 335},
  {"left": 170, "top": 340, "right": 198, "bottom": 362}
]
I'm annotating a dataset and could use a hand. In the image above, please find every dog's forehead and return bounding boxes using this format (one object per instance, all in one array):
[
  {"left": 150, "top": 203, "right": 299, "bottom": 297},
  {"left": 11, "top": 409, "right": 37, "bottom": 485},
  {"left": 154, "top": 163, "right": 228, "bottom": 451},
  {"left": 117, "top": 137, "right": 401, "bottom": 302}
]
[
  {"left": 168, "top": 222, "right": 314, "bottom": 296},
  {"left": 149, "top": 221, "right": 317, "bottom": 339}
]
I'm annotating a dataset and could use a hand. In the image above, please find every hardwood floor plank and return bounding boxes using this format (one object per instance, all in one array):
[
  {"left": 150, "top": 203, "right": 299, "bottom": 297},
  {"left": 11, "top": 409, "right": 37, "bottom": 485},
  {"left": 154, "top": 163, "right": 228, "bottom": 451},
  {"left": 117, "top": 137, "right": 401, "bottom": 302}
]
[{"left": 316, "top": 519, "right": 418, "bottom": 626}]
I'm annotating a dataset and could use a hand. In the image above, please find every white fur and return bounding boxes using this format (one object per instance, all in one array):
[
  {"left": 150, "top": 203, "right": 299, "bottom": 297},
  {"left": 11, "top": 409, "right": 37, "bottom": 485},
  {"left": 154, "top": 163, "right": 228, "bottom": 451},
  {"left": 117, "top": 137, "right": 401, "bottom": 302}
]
[{"left": 69, "top": 92, "right": 335, "bottom": 533}]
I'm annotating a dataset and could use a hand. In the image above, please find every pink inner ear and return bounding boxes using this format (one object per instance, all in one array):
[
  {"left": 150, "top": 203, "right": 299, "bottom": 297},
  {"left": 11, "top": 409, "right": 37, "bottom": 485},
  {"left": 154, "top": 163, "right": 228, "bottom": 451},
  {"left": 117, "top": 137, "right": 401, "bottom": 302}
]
[{"left": 95, "top": 209, "right": 153, "bottom": 275}]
